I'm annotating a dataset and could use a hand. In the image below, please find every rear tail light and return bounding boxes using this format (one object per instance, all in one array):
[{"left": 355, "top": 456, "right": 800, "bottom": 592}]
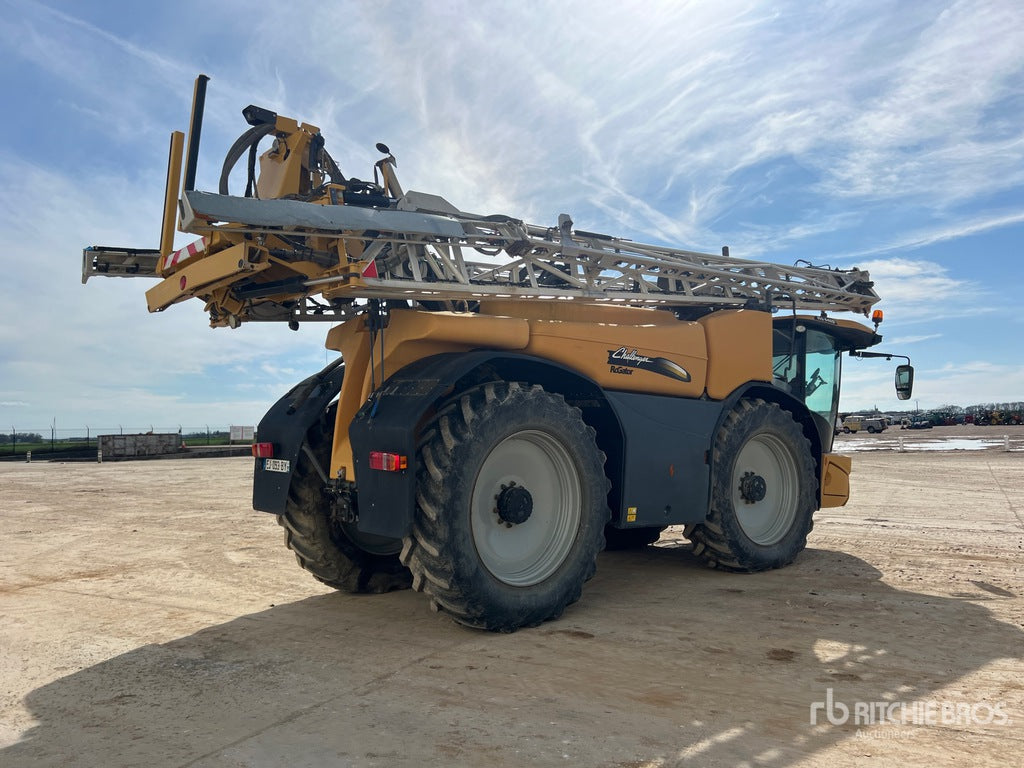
[
  {"left": 252, "top": 442, "right": 274, "bottom": 458},
  {"left": 369, "top": 451, "right": 407, "bottom": 472}
]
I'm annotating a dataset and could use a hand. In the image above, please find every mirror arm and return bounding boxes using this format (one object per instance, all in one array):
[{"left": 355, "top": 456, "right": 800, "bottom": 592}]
[{"left": 850, "top": 351, "right": 911, "bottom": 365}]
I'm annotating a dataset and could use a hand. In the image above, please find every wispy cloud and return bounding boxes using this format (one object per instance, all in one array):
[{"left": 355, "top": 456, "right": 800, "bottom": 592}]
[
  {"left": 886, "top": 334, "right": 943, "bottom": 346},
  {"left": 828, "top": 210, "right": 1024, "bottom": 261},
  {"left": 822, "top": 0, "right": 1024, "bottom": 205},
  {"left": 853, "top": 257, "right": 989, "bottom": 323}
]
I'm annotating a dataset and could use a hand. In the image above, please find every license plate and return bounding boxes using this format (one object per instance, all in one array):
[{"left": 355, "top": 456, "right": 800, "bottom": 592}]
[{"left": 264, "top": 458, "right": 290, "bottom": 473}]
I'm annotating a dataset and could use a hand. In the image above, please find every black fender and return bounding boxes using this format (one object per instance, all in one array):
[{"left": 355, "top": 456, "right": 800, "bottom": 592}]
[
  {"left": 349, "top": 351, "right": 618, "bottom": 538},
  {"left": 252, "top": 358, "right": 346, "bottom": 514}
]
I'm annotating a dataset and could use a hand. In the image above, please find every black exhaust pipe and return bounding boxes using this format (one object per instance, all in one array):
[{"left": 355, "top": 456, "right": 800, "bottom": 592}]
[{"left": 183, "top": 74, "right": 209, "bottom": 193}]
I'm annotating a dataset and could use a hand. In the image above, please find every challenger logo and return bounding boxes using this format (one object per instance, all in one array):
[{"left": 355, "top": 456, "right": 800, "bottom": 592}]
[{"left": 607, "top": 347, "right": 691, "bottom": 382}]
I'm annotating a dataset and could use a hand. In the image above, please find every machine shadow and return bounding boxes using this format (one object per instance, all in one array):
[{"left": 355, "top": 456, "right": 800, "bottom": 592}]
[{"left": 4, "top": 544, "right": 1021, "bottom": 767}]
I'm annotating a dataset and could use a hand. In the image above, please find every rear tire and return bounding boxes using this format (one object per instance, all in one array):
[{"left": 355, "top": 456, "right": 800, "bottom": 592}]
[
  {"left": 402, "top": 382, "right": 610, "bottom": 631},
  {"left": 689, "top": 398, "right": 816, "bottom": 572},
  {"left": 277, "top": 407, "right": 412, "bottom": 594}
]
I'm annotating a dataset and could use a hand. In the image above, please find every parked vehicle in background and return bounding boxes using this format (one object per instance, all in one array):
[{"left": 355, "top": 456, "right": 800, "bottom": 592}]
[
  {"left": 842, "top": 415, "right": 887, "bottom": 434},
  {"left": 863, "top": 417, "right": 887, "bottom": 433}
]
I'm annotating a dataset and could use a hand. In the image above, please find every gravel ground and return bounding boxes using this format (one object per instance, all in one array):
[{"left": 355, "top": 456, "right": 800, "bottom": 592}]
[{"left": 1, "top": 449, "right": 1022, "bottom": 767}]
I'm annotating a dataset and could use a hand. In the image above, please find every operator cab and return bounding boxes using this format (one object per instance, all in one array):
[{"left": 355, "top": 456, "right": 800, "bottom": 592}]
[{"left": 772, "top": 315, "right": 886, "bottom": 449}]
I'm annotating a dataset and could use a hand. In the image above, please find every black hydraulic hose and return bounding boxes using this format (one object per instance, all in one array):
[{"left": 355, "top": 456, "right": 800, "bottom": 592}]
[
  {"left": 245, "top": 139, "right": 259, "bottom": 198},
  {"left": 321, "top": 147, "right": 346, "bottom": 183},
  {"left": 218, "top": 123, "right": 276, "bottom": 195},
  {"left": 287, "top": 356, "right": 346, "bottom": 414}
]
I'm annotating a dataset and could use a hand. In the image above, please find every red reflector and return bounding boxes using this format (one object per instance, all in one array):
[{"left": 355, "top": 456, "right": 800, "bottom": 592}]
[
  {"left": 369, "top": 451, "right": 407, "bottom": 472},
  {"left": 252, "top": 442, "right": 274, "bottom": 458}
]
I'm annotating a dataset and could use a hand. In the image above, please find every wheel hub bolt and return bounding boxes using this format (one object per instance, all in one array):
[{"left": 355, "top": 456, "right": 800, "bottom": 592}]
[
  {"left": 739, "top": 471, "right": 767, "bottom": 503},
  {"left": 495, "top": 482, "right": 534, "bottom": 526}
]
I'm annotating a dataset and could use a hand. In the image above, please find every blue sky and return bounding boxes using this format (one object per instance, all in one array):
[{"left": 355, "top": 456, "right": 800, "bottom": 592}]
[{"left": 1, "top": 0, "right": 1022, "bottom": 431}]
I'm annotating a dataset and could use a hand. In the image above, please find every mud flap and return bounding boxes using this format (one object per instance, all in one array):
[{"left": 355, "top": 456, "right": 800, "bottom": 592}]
[{"left": 252, "top": 359, "right": 346, "bottom": 514}]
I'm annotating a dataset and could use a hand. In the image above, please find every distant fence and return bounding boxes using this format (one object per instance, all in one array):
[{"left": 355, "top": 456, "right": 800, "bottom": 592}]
[
  {"left": 3, "top": 426, "right": 254, "bottom": 457},
  {"left": 833, "top": 431, "right": 1023, "bottom": 453}
]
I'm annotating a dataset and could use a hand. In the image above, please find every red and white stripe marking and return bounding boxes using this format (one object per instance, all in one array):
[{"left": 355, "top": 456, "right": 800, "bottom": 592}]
[
  {"left": 361, "top": 258, "right": 379, "bottom": 278},
  {"left": 162, "top": 237, "right": 208, "bottom": 272}
]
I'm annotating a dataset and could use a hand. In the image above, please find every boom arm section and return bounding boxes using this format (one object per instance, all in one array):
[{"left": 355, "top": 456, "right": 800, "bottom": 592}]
[
  {"left": 83, "top": 77, "right": 880, "bottom": 327},
  {"left": 82, "top": 246, "right": 161, "bottom": 283}
]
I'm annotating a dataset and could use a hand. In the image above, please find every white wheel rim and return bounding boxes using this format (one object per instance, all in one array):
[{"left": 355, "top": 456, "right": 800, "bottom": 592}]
[
  {"left": 732, "top": 433, "right": 799, "bottom": 545},
  {"left": 470, "top": 430, "right": 581, "bottom": 586}
]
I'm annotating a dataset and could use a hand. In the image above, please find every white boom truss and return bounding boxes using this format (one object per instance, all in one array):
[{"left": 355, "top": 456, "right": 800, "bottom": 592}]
[
  {"left": 85, "top": 189, "right": 879, "bottom": 321},
  {"left": 344, "top": 213, "right": 878, "bottom": 314}
]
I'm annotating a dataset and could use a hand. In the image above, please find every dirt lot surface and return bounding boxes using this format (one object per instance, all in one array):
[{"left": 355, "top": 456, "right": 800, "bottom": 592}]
[{"left": 2, "top": 442, "right": 1022, "bottom": 767}]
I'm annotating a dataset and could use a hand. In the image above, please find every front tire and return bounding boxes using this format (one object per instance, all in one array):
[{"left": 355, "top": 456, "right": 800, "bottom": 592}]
[
  {"left": 402, "top": 382, "right": 610, "bottom": 631},
  {"left": 277, "top": 407, "right": 412, "bottom": 594},
  {"left": 689, "top": 398, "right": 816, "bottom": 572}
]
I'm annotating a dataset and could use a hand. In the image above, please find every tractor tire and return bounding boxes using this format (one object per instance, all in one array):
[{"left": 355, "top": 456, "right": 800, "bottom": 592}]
[
  {"left": 689, "top": 398, "right": 816, "bottom": 572},
  {"left": 401, "top": 382, "right": 610, "bottom": 631},
  {"left": 603, "top": 525, "right": 666, "bottom": 550},
  {"left": 277, "top": 407, "right": 412, "bottom": 594}
]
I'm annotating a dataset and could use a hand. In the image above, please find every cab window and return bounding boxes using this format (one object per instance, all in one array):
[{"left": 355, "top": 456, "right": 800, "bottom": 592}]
[
  {"left": 772, "top": 325, "right": 841, "bottom": 425},
  {"left": 803, "top": 329, "right": 841, "bottom": 424}
]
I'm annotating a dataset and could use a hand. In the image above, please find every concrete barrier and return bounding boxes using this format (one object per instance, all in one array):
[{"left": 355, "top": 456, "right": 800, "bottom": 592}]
[{"left": 98, "top": 433, "right": 184, "bottom": 458}]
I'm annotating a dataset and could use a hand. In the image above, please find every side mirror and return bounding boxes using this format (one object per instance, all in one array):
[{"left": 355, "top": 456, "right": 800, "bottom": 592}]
[{"left": 895, "top": 364, "right": 914, "bottom": 400}]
